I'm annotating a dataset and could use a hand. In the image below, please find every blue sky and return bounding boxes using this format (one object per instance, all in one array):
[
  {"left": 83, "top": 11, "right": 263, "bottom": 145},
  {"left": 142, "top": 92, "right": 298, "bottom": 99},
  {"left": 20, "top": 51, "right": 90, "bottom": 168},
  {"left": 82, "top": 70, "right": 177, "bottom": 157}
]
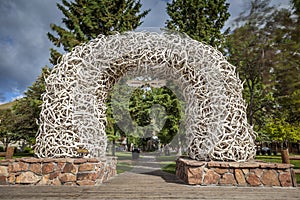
[{"left": 0, "top": 0, "right": 291, "bottom": 104}]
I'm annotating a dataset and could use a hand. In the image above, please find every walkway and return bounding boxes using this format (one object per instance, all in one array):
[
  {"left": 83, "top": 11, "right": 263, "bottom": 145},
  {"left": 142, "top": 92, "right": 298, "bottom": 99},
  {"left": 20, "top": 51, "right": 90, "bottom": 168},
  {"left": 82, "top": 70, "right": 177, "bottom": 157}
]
[{"left": 1, "top": 154, "right": 300, "bottom": 200}]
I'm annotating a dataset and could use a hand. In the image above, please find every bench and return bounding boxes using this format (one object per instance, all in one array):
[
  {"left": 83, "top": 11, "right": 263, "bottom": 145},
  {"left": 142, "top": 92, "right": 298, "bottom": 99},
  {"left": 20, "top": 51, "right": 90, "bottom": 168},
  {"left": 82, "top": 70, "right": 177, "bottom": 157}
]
[
  {"left": 0, "top": 146, "right": 15, "bottom": 159},
  {"left": 289, "top": 156, "right": 300, "bottom": 161}
]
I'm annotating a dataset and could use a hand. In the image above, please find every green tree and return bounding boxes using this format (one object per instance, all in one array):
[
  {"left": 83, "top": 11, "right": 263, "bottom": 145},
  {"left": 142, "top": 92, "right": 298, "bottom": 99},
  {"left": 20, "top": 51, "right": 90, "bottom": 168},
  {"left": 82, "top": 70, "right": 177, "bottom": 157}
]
[
  {"left": 227, "top": 0, "right": 300, "bottom": 144},
  {"left": 264, "top": 118, "right": 300, "bottom": 147},
  {"left": 292, "top": 0, "right": 300, "bottom": 15},
  {"left": 226, "top": 0, "right": 276, "bottom": 128},
  {"left": 261, "top": 5, "right": 300, "bottom": 126},
  {"left": 12, "top": 67, "right": 50, "bottom": 146},
  {"left": 107, "top": 78, "right": 182, "bottom": 152},
  {"left": 48, "top": 0, "right": 150, "bottom": 64},
  {"left": 0, "top": 109, "right": 20, "bottom": 151},
  {"left": 129, "top": 86, "right": 181, "bottom": 145},
  {"left": 165, "top": 0, "right": 230, "bottom": 49}
]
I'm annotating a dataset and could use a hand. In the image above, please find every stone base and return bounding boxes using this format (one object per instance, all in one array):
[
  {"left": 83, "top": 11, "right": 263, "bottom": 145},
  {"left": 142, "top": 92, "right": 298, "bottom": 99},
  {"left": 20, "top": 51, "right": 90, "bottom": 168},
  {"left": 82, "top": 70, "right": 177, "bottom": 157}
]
[
  {"left": 0, "top": 157, "right": 117, "bottom": 186},
  {"left": 176, "top": 157, "right": 297, "bottom": 187}
]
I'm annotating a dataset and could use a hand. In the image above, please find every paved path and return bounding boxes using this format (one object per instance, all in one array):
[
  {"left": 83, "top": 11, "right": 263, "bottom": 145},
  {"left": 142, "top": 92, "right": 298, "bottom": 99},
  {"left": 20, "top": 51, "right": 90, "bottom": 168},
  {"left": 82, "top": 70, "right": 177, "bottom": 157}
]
[{"left": 1, "top": 155, "right": 300, "bottom": 200}]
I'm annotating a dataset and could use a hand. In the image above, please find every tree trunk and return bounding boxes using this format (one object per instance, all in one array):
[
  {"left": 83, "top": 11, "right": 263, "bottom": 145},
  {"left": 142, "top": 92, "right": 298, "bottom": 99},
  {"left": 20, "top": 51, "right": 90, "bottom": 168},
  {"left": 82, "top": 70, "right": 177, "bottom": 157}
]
[
  {"left": 112, "top": 140, "right": 116, "bottom": 156},
  {"left": 281, "top": 149, "right": 290, "bottom": 164}
]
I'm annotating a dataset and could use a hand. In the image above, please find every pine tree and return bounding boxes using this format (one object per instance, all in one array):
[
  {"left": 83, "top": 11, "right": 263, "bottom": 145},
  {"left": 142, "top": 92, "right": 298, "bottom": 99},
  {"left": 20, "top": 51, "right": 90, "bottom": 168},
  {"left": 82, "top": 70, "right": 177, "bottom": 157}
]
[
  {"left": 48, "top": 0, "right": 150, "bottom": 65},
  {"left": 165, "top": 0, "right": 230, "bottom": 49},
  {"left": 12, "top": 67, "right": 51, "bottom": 146},
  {"left": 292, "top": 0, "right": 300, "bottom": 15}
]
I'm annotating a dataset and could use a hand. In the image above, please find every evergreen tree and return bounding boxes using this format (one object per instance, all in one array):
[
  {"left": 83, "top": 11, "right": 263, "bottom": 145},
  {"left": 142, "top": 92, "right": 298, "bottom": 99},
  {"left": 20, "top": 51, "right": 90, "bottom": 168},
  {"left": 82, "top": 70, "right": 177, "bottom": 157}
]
[
  {"left": 292, "top": 0, "right": 300, "bottom": 15},
  {"left": 165, "top": 0, "right": 230, "bottom": 49},
  {"left": 12, "top": 67, "right": 50, "bottom": 146},
  {"left": 48, "top": 0, "right": 150, "bottom": 65}
]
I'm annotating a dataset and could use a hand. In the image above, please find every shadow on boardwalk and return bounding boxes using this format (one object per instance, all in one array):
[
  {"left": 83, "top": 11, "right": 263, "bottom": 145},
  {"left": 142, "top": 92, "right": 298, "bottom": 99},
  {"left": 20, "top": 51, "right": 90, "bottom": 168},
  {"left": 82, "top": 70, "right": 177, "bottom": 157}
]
[{"left": 1, "top": 154, "right": 300, "bottom": 200}]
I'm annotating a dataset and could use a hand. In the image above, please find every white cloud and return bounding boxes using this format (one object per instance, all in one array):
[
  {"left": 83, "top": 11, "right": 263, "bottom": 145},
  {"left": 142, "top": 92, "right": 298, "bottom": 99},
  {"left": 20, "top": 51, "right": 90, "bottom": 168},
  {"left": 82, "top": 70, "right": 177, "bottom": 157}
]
[
  {"left": 0, "top": 0, "right": 62, "bottom": 102},
  {"left": 139, "top": 0, "right": 170, "bottom": 29},
  {"left": 0, "top": 0, "right": 292, "bottom": 103}
]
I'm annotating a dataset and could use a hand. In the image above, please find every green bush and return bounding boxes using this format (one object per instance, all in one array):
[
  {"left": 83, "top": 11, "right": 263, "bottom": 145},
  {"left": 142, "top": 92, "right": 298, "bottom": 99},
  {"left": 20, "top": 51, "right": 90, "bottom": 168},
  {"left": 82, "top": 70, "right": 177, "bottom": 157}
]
[{"left": 23, "top": 147, "right": 33, "bottom": 153}]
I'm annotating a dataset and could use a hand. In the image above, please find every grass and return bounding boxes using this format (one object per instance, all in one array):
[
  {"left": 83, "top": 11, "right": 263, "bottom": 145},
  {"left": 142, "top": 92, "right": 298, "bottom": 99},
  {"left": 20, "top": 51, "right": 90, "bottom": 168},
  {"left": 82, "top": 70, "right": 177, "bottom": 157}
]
[
  {"left": 117, "top": 162, "right": 133, "bottom": 174},
  {"left": 156, "top": 154, "right": 178, "bottom": 174},
  {"left": 0, "top": 152, "right": 34, "bottom": 161},
  {"left": 156, "top": 155, "right": 178, "bottom": 162},
  {"left": 114, "top": 152, "right": 135, "bottom": 174},
  {"left": 161, "top": 161, "right": 176, "bottom": 174},
  {"left": 0, "top": 101, "right": 16, "bottom": 110}
]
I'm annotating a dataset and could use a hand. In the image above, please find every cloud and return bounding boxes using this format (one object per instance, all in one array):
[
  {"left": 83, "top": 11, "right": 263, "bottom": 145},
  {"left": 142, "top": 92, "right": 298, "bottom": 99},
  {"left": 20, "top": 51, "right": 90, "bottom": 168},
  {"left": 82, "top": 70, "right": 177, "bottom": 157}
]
[
  {"left": 0, "top": 93, "right": 5, "bottom": 103},
  {"left": 139, "top": 0, "right": 170, "bottom": 29},
  {"left": 0, "top": 0, "right": 62, "bottom": 102},
  {"left": 0, "top": 0, "right": 292, "bottom": 104}
]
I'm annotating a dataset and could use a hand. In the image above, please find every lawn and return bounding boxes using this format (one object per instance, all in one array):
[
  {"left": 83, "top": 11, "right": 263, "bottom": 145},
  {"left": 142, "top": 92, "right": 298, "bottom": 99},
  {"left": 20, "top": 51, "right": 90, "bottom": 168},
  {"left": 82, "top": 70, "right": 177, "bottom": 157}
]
[
  {"left": 161, "top": 162, "right": 176, "bottom": 174},
  {"left": 157, "top": 155, "right": 178, "bottom": 174},
  {"left": 113, "top": 152, "right": 135, "bottom": 174}
]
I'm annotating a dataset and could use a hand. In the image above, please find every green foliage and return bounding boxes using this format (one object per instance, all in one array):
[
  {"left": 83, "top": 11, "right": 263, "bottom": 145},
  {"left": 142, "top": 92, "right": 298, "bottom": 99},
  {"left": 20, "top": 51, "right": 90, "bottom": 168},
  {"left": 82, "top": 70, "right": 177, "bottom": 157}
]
[
  {"left": 227, "top": 0, "right": 300, "bottom": 144},
  {"left": 106, "top": 80, "right": 182, "bottom": 147},
  {"left": 264, "top": 118, "right": 300, "bottom": 143},
  {"left": 11, "top": 67, "right": 50, "bottom": 146},
  {"left": 48, "top": 0, "right": 150, "bottom": 64},
  {"left": 128, "top": 86, "right": 182, "bottom": 144},
  {"left": 292, "top": 0, "right": 300, "bottom": 15},
  {"left": 226, "top": 0, "right": 276, "bottom": 127},
  {"left": 165, "top": 0, "right": 230, "bottom": 49},
  {"left": 266, "top": 8, "right": 300, "bottom": 125},
  {"left": 0, "top": 109, "right": 21, "bottom": 150}
]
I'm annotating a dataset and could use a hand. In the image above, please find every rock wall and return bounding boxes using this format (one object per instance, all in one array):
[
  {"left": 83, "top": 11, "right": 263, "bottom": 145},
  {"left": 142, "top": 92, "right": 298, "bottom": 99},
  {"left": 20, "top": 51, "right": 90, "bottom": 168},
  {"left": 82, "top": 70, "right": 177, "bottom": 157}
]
[
  {"left": 0, "top": 157, "right": 117, "bottom": 186},
  {"left": 176, "top": 157, "right": 297, "bottom": 187}
]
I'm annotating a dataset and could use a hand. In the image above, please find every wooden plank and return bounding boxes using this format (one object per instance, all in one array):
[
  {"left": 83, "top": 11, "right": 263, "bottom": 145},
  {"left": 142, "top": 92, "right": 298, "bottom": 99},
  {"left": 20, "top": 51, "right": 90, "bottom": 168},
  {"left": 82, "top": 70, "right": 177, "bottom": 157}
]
[
  {"left": 289, "top": 156, "right": 300, "bottom": 160},
  {"left": 294, "top": 169, "right": 300, "bottom": 174},
  {"left": 0, "top": 152, "right": 6, "bottom": 157}
]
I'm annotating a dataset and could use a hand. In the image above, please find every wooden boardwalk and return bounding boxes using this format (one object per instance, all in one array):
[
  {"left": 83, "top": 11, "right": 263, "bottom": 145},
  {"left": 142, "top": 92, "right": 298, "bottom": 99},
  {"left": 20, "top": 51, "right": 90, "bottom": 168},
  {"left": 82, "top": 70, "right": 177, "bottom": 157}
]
[{"left": 1, "top": 155, "right": 299, "bottom": 200}]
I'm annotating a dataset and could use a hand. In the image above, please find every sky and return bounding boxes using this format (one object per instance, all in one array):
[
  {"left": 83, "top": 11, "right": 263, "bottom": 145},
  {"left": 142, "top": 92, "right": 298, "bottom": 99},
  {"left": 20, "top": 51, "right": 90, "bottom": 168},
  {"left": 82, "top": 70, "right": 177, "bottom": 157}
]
[{"left": 0, "top": 0, "right": 291, "bottom": 104}]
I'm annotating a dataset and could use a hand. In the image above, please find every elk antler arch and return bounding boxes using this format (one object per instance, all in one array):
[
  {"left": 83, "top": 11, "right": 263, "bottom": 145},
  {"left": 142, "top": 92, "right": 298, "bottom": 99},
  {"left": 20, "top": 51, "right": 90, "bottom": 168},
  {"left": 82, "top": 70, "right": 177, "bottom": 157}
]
[{"left": 35, "top": 31, "right": 256, "bottom": 162}]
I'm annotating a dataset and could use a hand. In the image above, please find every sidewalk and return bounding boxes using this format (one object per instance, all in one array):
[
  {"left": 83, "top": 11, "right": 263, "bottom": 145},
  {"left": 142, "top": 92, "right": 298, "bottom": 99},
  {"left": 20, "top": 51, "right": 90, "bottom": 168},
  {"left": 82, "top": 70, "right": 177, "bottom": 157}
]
[{"left": 1, "top": 154, "right": 300, "bottom": 200}]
